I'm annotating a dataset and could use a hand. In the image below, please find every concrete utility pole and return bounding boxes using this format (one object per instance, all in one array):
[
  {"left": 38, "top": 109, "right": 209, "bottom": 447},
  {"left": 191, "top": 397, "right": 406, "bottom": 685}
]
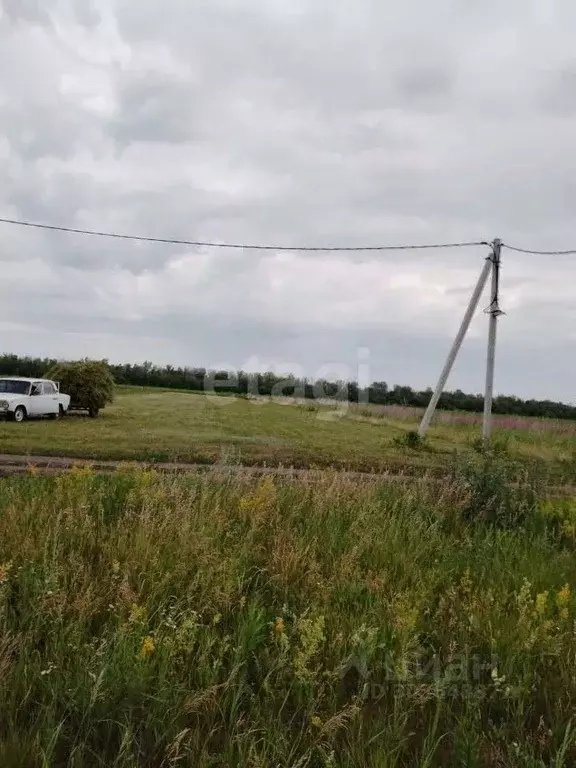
[
  {"left": 418, "top": 254, "right": 493, "bottom": 438},
  {"left": 482, "top": 238, "right": 503, "bottom": 442}
]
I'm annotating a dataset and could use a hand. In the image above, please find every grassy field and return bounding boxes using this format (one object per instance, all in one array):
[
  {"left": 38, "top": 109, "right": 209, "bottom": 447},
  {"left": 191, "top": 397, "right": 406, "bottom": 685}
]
[
  {"left": 1, "top": 387, "right": 576, "bottom": 481},
  {"left": 2, "top": 461, "right": 576, "bottom": 765}
]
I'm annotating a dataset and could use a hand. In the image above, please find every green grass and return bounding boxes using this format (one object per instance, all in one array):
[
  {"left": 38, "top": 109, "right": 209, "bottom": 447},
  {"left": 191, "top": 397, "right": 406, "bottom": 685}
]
[
  {"left": 2, "top": 462, "right": 576, "bottom": 765},
  {"left": 1, "top": 387, "right": 576, "bottom": 482}
]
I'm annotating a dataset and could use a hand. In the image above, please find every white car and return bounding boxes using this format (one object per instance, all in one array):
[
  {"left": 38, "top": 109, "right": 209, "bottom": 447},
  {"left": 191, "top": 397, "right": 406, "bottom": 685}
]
[{"left": 0, "top": 377, "right": 71, "bottom": 422}]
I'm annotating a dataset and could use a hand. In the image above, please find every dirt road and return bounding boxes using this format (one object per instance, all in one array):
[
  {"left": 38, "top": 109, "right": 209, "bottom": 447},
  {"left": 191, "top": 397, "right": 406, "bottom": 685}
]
[
  {"left": 0, "top": 452, "right": 383, "bottom": 481},
  {"left": 0, "top": 452, "right": 575, "bottom": 498}
]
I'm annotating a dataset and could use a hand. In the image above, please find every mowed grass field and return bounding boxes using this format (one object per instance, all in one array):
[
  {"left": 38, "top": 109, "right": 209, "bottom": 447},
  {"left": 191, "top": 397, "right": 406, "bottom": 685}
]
[
  {"left": 2, "top": 464, "right": 576, "bottom": 765},
  {"left": 1, "top": 386, "right": 576, "bottom": 480}
]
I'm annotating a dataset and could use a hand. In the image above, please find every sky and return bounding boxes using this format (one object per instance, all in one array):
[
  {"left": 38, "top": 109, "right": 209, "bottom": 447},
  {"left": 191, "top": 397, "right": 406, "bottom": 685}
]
[{"left": 1, "top": 0, "right": 576, "bottom": 402}]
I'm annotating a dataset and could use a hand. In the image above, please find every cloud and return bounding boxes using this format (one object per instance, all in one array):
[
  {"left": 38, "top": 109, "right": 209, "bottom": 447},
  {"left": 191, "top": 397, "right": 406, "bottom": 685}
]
[
  {"left": 1, "top": 0, "right": 52, "bottom": 27},
  {"left": 1, "top": 0, "right": 576, "bottom": 401}
]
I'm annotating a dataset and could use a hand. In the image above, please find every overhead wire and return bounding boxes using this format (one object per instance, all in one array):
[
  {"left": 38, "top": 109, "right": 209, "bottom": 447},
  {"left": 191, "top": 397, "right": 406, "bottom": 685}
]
[
  {"left": 0, "top": 216, "right": 490, "bottom": 252},
  {"left": 5, "top": 216, "right": 576, "bottom": 256},
  {"left": 502, "top": 243, "right": 576, "bottom": 256}
]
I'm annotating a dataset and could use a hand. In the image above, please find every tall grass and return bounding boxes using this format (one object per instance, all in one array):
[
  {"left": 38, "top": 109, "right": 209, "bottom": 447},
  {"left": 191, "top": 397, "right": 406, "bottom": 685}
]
[
  {"left": 1, "top": 462, "right": 576, "bottom": 766},
  {"left": 349, "top": 402, "right": 576, "bottom": 434}
]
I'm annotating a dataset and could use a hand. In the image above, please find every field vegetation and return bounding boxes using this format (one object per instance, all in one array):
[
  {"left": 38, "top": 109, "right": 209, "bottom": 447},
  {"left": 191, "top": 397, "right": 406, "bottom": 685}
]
[
  {"left": 1, "top": 459, "right": 576, "bottom": 765},
  {"left": 2, "top": 368, "right": 576, "bottom": 764},
  {"left": 1, "top": 388, "right": 576, "bottom": 485}
]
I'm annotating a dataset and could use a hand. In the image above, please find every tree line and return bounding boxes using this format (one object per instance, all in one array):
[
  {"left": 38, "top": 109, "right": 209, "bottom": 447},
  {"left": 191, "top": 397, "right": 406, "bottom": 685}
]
[{"left": 0, "top": 352, "right": 574, "bottom": 420}]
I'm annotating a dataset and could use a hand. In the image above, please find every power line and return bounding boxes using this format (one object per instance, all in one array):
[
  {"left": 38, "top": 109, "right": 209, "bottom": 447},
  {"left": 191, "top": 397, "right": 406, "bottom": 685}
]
[
  {"left": 0, "top": 216, "right": 489, "bottom": 253},
  {"left": 503, "top": 243, "right": 576, "bottom": 256},
  {"left": 6, "top": 215, "right": 576, "bottom": 256}
]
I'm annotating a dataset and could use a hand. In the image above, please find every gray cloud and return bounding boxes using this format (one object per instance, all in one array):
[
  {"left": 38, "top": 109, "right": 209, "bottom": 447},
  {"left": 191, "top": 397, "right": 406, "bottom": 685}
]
[
  {"left": 1, "top": 0, "right": 576, "bottom": 401},
  {"left": 1, "top": 0, "right": 51, "bottom": 27},
  {"left": 541, "top": 65, "right": 576, "bottom": 115},
  {"left": 111, "top": 72, "right": 200, "bottom": 146}
]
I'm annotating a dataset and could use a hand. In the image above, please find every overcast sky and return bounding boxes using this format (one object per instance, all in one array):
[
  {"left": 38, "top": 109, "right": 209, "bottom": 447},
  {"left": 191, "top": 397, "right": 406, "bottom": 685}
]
[{"left": 1, "top": 0, "right": 576, "bottom": 401}]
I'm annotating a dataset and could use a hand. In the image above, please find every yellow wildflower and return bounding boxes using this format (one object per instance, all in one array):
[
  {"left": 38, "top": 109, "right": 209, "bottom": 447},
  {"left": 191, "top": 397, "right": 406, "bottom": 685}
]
[
  {"left": 128, "top": 603, "right": 146, "bottom": 625},
  {"left": 212, "top": 613, "right": 222, "bottom": 625},
  {"left": 294, "top": 614, "right": 325, "bottom": 683},
  {"left": 112, "top": 560, "right": 121, "bottom": 575},
  {"left": 310, "top": 715, "right": 322, "bottom": 728},
  {"left": 274, "top": 617, "right": 285, "bottom": 636},
  {"left": 238, "top": 477, "right": 277, "bottom": 520},
  {"left": 139, "top": 635, "right": 156, "bottom": 658},
  {"left": 239, "top": 596, "right": 247, "bottom": 609},
  {"left": 562, "top": 520, "right": 576, "bottom": 540},
  {"left": 70, "top": 464, "right": 94, "bottom": 478},
  {"left": 556, "top": 585, "right": 571, "bottom": 620},
  {"left": 535, "top": 591, "right": 548, "bottom": 618},
  {"left": 393, "top": 594, "right": 419, "bottom": 634}
]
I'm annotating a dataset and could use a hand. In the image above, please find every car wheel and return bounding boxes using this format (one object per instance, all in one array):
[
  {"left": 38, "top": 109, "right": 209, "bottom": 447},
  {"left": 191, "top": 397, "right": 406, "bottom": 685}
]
[
  {"left": 59, "top": 405, "right": 66, "bottom": 417},
  {"left": 12, "top": 406, "right": 26, "bottom": 423}
]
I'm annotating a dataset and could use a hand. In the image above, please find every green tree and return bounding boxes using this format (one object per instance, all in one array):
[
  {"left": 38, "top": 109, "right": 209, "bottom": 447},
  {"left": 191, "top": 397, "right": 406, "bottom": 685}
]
[{"left": 46, "top": 359, "right": 115, "bottom": 418}]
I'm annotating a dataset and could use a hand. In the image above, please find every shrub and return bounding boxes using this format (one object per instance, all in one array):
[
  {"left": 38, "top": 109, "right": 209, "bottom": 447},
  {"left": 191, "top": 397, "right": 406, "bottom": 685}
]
[
  {"left": 46, "top": 359, "right": 115, "bottom": 417},
  {"left": 393, "top": 430, "right": 424, "bottom": 449},
  {"left": 540, "top": 498, "right": 576, "bottom": 547},
  {"left": 449, "top": 453, "right": 543, "bottom": 530},
  {"left": 471, "top": 435, "right": 510, "bottom": 456}
]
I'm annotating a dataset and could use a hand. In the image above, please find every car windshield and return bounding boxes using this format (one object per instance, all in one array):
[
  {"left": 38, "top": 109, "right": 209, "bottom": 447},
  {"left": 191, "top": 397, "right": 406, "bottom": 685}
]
[{"left": 0, "top": 380, "right": 31, "bottom": 395}]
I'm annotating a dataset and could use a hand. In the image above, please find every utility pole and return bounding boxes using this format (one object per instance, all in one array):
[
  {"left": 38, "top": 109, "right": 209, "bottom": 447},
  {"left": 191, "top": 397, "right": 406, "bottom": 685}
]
[
  {"left": 418, "top": 254, "right": 493, "bottom": 438},
  {"left": 482, "top": 238, "right": 503, "bottom": 442}
]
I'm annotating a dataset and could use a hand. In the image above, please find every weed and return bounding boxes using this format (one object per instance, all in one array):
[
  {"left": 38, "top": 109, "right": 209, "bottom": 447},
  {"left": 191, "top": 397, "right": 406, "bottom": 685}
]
[
  {"left": 449, "top": 452, "right": 542, "bottom": 529},
  {"left": 471, "top": 435, "right": 510, "bottom": 456},
  {"left": 0, "top": 461, "right": 575, "bottom": 765},
  {"left": 393, "top": 430, "right": 425, "bottom": 450}
]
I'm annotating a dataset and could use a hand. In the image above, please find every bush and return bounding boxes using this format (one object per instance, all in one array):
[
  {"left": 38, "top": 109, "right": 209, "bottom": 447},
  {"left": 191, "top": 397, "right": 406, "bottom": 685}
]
[
  {"left": 46, "top": 359, "right": 115, "bottom": 417},
  {"left": 471, "top": 435, "right": 510, "bottom": 456},
  {"left": 449, "top": 453, "right": 543, "bottom": 530},
  {"left": 393, "top": 430, "right": 424, "bottom": 449}
]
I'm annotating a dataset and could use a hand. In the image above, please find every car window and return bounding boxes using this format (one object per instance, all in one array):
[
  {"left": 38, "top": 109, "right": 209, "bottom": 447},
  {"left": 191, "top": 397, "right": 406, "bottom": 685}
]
[
  {"left": 31, "top": 383, "right": 42, "bottom": 395},
  {"left": 42, "top": 382, "right": 56, "bottom": 394},
  {"left": 0, "top": 380, "right": 30, "bottom": 394}
]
